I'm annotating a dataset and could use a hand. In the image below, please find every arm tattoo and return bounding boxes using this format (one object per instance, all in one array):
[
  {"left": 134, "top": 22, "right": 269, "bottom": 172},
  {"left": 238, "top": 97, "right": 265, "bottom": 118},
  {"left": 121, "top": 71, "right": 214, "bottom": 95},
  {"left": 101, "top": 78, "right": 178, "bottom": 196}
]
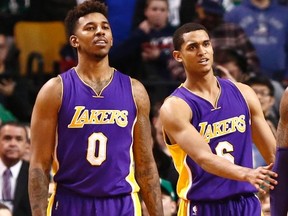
[{"left": 29, "top": 168, "right": 50, "bottom": 216}]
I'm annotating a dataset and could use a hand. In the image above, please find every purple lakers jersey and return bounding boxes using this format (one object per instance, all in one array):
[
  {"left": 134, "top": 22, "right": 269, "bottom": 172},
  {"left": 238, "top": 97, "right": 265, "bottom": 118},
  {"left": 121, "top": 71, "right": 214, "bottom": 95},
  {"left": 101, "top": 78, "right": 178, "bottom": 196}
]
[
  {"left": 166, "top": 77, "right": 257, "bottom": 201},
  {"left": 53, "top": 68, "right": 139, "bottom": 197}
]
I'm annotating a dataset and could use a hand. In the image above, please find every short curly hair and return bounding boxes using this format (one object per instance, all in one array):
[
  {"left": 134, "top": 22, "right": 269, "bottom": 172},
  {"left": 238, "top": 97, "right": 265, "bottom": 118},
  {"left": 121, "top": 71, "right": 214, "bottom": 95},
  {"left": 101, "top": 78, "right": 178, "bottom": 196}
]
[{"left": 64, "top": 0, "right": 108, "bottom": 38}]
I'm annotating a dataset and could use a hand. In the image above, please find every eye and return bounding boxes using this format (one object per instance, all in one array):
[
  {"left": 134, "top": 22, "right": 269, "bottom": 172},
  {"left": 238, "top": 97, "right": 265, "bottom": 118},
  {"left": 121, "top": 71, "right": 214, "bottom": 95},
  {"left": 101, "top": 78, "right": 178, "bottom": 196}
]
[
  {"left": 102, "top": 24, "right": 110, "bottom": 30},
  {"left": 85, "top": 25, "right": 96, "bottom": 31},
  {"left": 187, "top": 44, "right": 197, "bottom": 51},
  {"left": 203, "top": 41, "right": 211, "bottom": 47}
]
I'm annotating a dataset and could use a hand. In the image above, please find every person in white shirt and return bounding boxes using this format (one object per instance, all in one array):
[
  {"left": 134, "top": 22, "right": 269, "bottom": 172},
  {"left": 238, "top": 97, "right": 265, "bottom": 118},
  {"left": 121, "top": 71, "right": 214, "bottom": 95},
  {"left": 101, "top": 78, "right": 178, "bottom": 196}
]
[{"left": 0, "top": 122, "right": 31, "bottom": 216}]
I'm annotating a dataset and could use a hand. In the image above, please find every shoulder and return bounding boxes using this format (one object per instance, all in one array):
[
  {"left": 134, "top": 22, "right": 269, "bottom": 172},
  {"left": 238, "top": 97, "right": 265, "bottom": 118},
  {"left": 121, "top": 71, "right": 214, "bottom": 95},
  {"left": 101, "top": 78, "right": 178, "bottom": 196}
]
[
  {"left": 233, "top": 80, "right": 255, "bottom": 95},
  {"left": 232, "top": 80, "right": 264, "bottom": 114},
  {"left": 38, "top": 76, "right": 62, "bottom": 98},
  {"left": 131, "top": 78, "right": 150, "bottom": 111},
  {"left": 219, "top": 77, "right": 247, "bottom": 91},
  {"left": 229, "top": 80, "right": 258, "bottom": 102},
  {"left": 35, "top": 76, "right": 62, "bottom": 110},
  {"left": 131, "top": 78, "right": 147, "bottom": 97},
  {"left": 160, "top": 96, "right": 192, "bottom": 123}
]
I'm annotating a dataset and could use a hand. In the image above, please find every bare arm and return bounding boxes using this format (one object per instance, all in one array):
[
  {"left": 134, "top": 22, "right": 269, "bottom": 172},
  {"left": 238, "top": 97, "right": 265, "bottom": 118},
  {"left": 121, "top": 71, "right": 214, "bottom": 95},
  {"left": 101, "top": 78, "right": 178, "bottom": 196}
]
[
  {"left": 132, "top": 79, "right": 164, "bottom": 216},
  {"left": 276, "top": 88, "right": 288, "bottom": 148},
  {"left": 237, "top": 82, "right": 276, "bottom": 164},
  {"left": 270, "top": 88, "right": 288, "bottom": 216},
  {"left": 160, "top": 96, "right": 277, "bottom": 193},
  {"left": 29, "top": 77, "right": 62, "bottom": 216}
]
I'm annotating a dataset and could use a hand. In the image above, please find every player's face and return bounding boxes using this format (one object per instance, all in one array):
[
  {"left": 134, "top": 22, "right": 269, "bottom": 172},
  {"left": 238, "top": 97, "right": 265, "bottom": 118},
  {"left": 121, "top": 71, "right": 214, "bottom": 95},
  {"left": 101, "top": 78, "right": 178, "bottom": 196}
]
[
  {"left": 72, "top": 12, "right": 113, "bottom": 59},
  {"left": 173, "top": 30, "right": 214, "bottom": 76}
]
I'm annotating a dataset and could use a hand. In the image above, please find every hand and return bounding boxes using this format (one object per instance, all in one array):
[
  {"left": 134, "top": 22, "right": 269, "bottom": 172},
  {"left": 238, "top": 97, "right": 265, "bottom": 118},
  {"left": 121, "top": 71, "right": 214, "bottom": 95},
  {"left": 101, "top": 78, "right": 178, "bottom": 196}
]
[
  {"left": 141, "top": 44, "right": 160, "bottom": 61},
  {"left": 139, "top": 20, "right": 151, "bottom": 34},
  {"left": 214, "top": 65, "right": 236, "bottom": 81},
  {"left": 246, "top": 163, "right": 278, "bottom": 194}
]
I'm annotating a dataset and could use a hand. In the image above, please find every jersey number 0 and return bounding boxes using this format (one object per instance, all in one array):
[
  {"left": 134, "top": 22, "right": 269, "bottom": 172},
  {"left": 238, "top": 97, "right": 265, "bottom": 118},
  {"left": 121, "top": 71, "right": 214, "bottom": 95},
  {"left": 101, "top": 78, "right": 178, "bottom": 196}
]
[{"left": 86, "top": 132, "right": 107, "bottom": 166}]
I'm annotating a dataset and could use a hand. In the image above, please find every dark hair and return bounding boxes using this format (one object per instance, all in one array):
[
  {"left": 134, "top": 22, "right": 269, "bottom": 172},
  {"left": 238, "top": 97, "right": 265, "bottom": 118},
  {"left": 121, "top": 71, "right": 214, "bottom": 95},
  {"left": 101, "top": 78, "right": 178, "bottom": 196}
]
[
  {"left": 64, "top": 0, "right": 108, "bottom": 38},
  {"left": 145, "top": 0, "right": 169, "bottom": 8},
  {"left": 173, "top": 22, "right": 209, "bottom": 51},
  {"left": 244, "top": 76, "right": 275, "bottom": 96},
  {"left": 214, "top": 48, "right": 248, "bottom": 74},
  {"left": 0, "top": 121, "right": 29, "bottom": 142}
]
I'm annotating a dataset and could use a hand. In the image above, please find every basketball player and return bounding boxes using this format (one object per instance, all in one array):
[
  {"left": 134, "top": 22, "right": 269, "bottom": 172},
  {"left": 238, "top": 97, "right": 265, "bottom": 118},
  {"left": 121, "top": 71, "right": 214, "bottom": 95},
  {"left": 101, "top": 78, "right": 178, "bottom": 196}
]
[
  {"left": 159, "top": 22, "right": 278, "bottom": 215},
  {"left": 270, "top": 88, "right": 288, "bottom": 216},
  {"left": 28, "top": 1, "right": 163, "bottom": 215}
]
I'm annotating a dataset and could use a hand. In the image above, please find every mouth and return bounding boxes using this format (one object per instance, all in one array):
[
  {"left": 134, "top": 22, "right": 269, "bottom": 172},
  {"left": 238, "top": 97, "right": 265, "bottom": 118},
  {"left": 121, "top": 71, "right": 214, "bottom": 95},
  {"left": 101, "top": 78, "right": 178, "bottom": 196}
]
[
  {"left": 198, "top": 58, "right": 209, "bottom": 65},
  {"left": 5, "top": 149, "right": 18, "bottom": 156},
  {"left": 93, "top": 37, "right": 108, "bottom": 46}
]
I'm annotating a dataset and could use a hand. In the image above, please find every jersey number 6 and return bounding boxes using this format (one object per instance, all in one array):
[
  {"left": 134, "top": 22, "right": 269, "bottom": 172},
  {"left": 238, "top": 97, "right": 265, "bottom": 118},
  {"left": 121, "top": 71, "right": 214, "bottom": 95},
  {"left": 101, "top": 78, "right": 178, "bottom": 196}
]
[{"left": 215, "top": 141, "right": 235, "bottom": 164}]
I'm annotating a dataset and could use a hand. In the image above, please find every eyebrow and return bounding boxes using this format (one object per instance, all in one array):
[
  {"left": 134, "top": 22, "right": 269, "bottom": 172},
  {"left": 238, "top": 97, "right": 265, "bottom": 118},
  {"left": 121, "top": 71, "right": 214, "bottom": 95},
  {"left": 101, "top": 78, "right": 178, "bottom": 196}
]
[
  {"left": 85, "top": 20, "right": 110, "bottom": 25},
  {"left": 187, "top": 39, "right": 210, "bottom": 46}
]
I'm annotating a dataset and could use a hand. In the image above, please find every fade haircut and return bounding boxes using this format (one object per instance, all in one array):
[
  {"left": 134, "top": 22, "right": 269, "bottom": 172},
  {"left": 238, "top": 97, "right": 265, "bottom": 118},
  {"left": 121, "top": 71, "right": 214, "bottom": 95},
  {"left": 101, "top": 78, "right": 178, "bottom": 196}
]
[
  {"left": 64, "top": 0, "right": 108, "bottom": 38},
  {"left": 173, "top": 22, "right": 209, "bottom": 51}
]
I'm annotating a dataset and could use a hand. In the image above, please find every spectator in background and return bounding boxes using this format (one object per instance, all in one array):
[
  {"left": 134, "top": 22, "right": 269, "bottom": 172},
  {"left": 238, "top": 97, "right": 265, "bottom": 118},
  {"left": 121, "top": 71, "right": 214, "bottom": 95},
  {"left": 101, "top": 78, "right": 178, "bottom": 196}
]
[
  {"left": 0, "top": 122, "right": 31, "bottom": 216},
  {"left": 141, "top": 178, "right": 177, "bottom": 216},
  {"left": 225, "top": 0, "right": 288, "bottom": 84},
  {"left": 110, "top": 0, "right": 178, "bottom": 105},
  {"left": 133, "top": 0, "right": 197, "bottom": 29},
  {"left": 0, "top": 34, "right": 35, "bottom": 123},
  {"left": 196, "top": 0, "right": 260, "bottom": 75},
  {"left": 0, "top": 0, "right": 30, "bottom": 39},
  {"left": 21, "top": 124, "right": 30, "bottom": 162},
  {"left": 214, "top": 47, "right": 283, "bottom": 125},
  {"left": 258, "top": 191, "right": 271, "bottom": 216},
  {"left": 245, "top": 76, "right": 277, "bottom": 169},
  {"left": 214, "top": 48, "right": 252, "bottom": 82},
  {"left": 245, "top": 76, "right": 278, "bottom": 132},
  {"left": 25, "top": 0, "right": 76, "bottom": 21}
]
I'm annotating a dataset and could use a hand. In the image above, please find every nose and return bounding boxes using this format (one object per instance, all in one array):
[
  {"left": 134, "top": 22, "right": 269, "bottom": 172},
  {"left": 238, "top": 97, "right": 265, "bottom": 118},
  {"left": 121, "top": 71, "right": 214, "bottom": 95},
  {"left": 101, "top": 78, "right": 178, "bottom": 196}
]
[
  {"left": 95, "top": 26, "right": 105, "bottom": 35},
  {"left": 8, "top": 139, "right": 17, "bottom": 147},
  {"left": 198, "top": 45, "right": 207, "bottom": 56}
]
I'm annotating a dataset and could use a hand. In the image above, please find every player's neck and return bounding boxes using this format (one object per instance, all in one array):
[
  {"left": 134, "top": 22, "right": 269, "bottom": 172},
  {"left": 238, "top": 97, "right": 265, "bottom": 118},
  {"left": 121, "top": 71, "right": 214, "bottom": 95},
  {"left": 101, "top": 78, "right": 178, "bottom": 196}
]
[
  {"left": 184, "top": 75, "right": 220, "bottom": 104},
  {"left": 184, "top": 73, "right": 216, "bottom": 91}
]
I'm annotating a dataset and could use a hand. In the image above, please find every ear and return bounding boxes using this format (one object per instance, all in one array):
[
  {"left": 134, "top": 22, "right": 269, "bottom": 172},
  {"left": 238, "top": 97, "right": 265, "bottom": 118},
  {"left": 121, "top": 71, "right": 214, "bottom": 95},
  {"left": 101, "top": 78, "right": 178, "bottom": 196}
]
[
  {"left": 173, "top": 50, "right": 182, "bottom": 62},
  {"left": 70, "top": 35, "right": 79, "bottom": 48}
]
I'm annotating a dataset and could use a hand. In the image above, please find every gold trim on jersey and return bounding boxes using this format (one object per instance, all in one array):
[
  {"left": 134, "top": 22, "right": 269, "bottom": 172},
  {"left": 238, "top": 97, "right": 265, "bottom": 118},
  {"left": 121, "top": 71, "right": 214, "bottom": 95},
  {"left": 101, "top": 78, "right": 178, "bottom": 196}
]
[{"left": 166, "top": 144, "right": 192, "bottom": 200}]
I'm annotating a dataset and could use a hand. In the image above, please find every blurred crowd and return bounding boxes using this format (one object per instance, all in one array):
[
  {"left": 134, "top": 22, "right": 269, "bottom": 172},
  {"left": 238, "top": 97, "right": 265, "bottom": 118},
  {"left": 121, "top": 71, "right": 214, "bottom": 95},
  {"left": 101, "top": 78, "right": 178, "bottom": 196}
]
[{"left": 1, "top": 0, "right": 288, "bottom": 215}]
